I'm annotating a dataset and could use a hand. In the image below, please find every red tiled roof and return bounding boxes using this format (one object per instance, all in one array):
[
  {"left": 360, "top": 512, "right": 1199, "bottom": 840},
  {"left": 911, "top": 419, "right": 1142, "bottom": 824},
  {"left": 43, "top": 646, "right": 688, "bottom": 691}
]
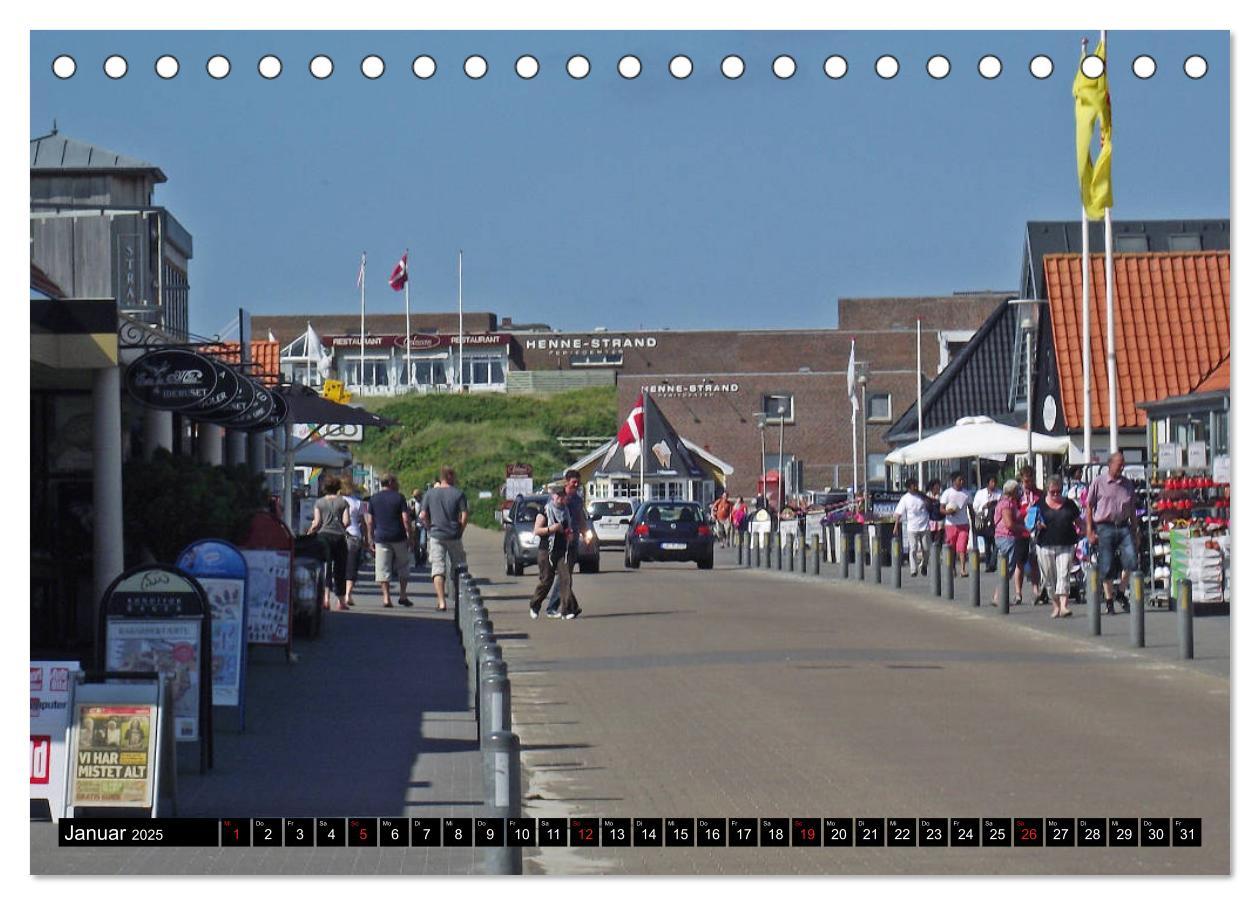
[
  {"left": 201, "top": 340, "right": 282, "bottom": 386},
  {"left": 1193, "top": 355, "right": 1229, "bottom": 393},
  {"left": 1044, "top": 251, "right": 1230, "bottom": 430}
]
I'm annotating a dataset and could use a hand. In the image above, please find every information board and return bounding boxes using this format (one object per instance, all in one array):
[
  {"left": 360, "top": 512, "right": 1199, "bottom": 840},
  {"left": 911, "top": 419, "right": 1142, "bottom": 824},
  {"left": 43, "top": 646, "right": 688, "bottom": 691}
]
[
  {"left": 240, "top": 512, "right": 295, "bottom": 654},
  {"left": 176, "top": 540, "right": 249, "bottom": 711}
]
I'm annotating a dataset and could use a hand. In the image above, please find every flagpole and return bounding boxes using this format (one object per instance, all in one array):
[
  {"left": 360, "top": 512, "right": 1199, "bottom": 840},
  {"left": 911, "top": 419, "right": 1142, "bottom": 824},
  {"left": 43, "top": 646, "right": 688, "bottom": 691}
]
[
  {"left": 404, "top": 250, "right": 412, "bottom": 391},
  {"left": 640, "top": 393, "right": 647, "bottom": 501},
  {"left": 916, "top": 319, "right": 924, "bottom": 487},
  {"left": 849, "top": 339, "right": 858, "bottom": 502},
  {"left": 359, "top": 251, "right": 366, "bottom": 393},
  {"left": 1101, "top": 29, "right": 1118, "bottom": 455},
  {"left": 457, "top": 250, "right": 464, "bottom": 391},
  {"left": 306, "top": 320, "right": 312, "bottom": 386}
]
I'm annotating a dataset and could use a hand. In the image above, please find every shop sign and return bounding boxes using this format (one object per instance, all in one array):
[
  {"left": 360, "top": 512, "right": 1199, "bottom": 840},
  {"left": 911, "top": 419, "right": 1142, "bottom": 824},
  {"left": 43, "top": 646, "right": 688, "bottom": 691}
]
[
  {"left": 176, "top": 541, "right": 249, "bottom": 711},
  {"left": 185, "top": 358, "right": 240, "bottom": 416},
  {"left": 506, "top": 463, "right": 534, "bottom": 478},
  {"left": 101, "top": 566, "right": 209, "bottom": 743},
  {"left": 31, "top": 660, "right": 78, "bottom": 820},
  {"left": 255, "top": 389, "right": 289, "bottom": 431},
  {"left": 322, "top": 423, "right": 364, "bottom": 443},
  {"left": 524, "top": 334, "right": 658, "bottom": 353},
  {"left": 640, "top": 381, "right": 740, "bottom": 398},
  {"left": 68, "top": 702, "right": 158, "bottom": 808},
  {"left": 219, "top": 381, "right": 275, "bottom": 430},
  {"left": 125, "top": 350, "right": 219, "bottom": 410},
  {"left": 325, "top": 333, "right": 508, "bottom": 350},
  {"left": 1187, "top": 441, "right": 1208, "bottom": 469}
]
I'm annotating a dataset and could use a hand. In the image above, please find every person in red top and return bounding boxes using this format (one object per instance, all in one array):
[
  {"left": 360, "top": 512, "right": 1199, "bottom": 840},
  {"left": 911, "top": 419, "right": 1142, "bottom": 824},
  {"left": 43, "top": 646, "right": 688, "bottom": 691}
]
[{"left": 711, "top": 492, "right": 734, "bottom": 548}]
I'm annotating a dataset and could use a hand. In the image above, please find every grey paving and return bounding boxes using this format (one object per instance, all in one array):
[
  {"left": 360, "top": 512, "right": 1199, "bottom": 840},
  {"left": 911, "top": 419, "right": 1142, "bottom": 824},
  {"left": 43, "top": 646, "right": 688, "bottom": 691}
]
[
  {"left": 31, "top": 560, "right": 486, "bottom": 876},
  {"left": 463, "top": 528, "right": 1230, "bottom": 876}
]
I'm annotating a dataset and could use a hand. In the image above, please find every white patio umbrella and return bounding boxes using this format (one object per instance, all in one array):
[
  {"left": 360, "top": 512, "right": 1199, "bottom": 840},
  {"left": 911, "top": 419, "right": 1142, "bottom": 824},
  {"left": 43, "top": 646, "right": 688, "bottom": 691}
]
[{"left": 884, "top": 416, "right": 1070, "bottom": 466}]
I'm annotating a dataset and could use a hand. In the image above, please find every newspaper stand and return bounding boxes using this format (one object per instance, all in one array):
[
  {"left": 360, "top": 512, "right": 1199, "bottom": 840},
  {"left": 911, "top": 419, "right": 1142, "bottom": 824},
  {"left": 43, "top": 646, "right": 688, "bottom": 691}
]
[
  {"left": 240, "top": 510, "right": 296, "bottom": 662},
  {"left": 177, "top": 540, "right": 250, "bottom": 731},
  {"left": 63, "top": 670, "right": 177, "bottom": 818},
  {"left": 30, "top": 660, "right": 80, "bottom": 822},
  {"left": 98, "top": 565, "right": 213, "bottom": 773}
]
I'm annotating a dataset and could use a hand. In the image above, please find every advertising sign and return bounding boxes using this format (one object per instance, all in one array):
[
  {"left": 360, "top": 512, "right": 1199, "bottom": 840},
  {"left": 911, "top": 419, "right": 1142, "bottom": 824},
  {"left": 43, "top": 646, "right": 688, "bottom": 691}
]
[
  {"left": 1157, "top": 442, "right": 1184, "bottom": 470},
  {"left": 31, "top": 660, "right": 78, "bottom": 820},
  {"left": 68, "top": 703, "right": 158, "bottom": 808},
  {"left": 1187, "top": 441, "right": 1208, "bottom": 469},
  {"left": 177, "top": 540, "right": 249, "bottom": 710},
  {"left": 220, "top": 380, "right": 274, "bottom": 430},
  {"left": 124, "top": 349, "right": 219, "bottom": 410},
  {"left": 185, "top": 357, "right": 240, "bottom": 417},
  {"left": 244, "top": 550, "right": 292, "bottom": 645},
  {"left": 1213, "top": 455, "right": 1230, "bottom": 485}
]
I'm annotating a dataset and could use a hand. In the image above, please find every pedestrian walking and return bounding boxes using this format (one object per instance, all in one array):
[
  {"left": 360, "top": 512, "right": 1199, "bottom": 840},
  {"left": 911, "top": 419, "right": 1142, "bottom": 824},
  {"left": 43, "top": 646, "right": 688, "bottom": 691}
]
[
  {"left": 366, "top": 474, "right": 417, "bottom": 609},
  {"left": 925, "top": 479, "right": 945, "bottom": 548},
  {"left": 731, "top": 496, "right": 748, "bottom": 544},
  {"left": 893, "top": 478, "right": 930, "bottom": 576},
  {"left": 992, "top": 479, "right": 1042, "bottom": 606},
  {"left": 1033, "top": 476, "right": 1082, "bottom": 618},
  {"left": 1085, "top": 451, "right": 1140, "bottom": 615},
  {"left": 711, "top": 492, "right": 733, "bottom": 548},
  {"left": 939, "top": 471, "right": 972, "bottom": 577},
  {"left": 1018, "top": 465, "right": 1048, "bottom": 604},
  {"left": 342, "top": 482, "right": 367, "bottom": 607},
  {"left": 529, "top": 482, "right": 581, "bottom": 620},
  {"left": 418, "top": 466, "right": 469, "bottom": 612},
  {"left": 971, "top": 476, "right": 1000, "bottom": 572},
  {"left": 307, "top": 476, "right": 350, "bottom": 611}
]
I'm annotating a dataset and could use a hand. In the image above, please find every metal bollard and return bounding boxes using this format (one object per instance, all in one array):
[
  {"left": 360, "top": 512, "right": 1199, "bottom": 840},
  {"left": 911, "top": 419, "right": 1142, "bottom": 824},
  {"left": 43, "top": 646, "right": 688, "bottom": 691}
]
[
  {"left": 871, "top": 533, "right": 882, "bottom": 584},
  {"left": 930, "top": 543, "right": 941, "bottom": 597},
  {"left": 812, "top": 537, "right": 820, "bottom": 575},
  {"left": 480, "top": 673, "right": 512, "bottom": 741},
  {"left": 970, "top": 550, "right": 980, "bottom": 607},
  {"left": 786, "top": 534, "right": 795, "bottom": 572},
  {"left": 998, "top": 555, "right": 1009, "bottom": 613},
  {"left": 1177, "top": 578, "right": 1195, "bottom": 660},
  {"left": 737, "top": 531, "right": 745, "bottom": 565},
  {"left": 754, "top": 537, "right": 762, "bottom": 568},
  {"left": 1087, "top": 566, "right": 1101, "bottom": 635},
  {"left": 764, "top": 534, "right": 772, "bottom": 570},
  {"left": 776, "top": 535, "right": 783, "bottom": 571},
  {"left": 891, "top": 536, "right": 902, "bottom": 588},
  {"left": 855, "top": 532, "right": 866, "bottom": 581},
  {"left": 944, "top": 548, "right": 955, "bottom": 600},
  {"left": 800, "top": 535, "right": 809, "bottom": 573},
  {"left": 481, "top": 731, "right": 523, "bottom": 875},
  {"left": 840, "top": 532, "right": 850, "bottom": 579},
  {"left": 1130, "top": 573, "right": 1146, "bottom": 648}
]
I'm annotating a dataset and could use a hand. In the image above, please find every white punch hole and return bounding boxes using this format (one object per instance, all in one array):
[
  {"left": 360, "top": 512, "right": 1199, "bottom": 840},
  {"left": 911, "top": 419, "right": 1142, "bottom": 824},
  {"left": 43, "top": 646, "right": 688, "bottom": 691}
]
[
  {"left": 1132, "top": 55, "right": 1156, "bottom": 79},
  {"left": 465, "top": 55, "right": 488, "bottom": 79},
  {"left": 823, "top": 55, "right": 848, "bottom": 79},
  {"left": 258, "top": 55, "right": 282, "bottom": 80},
  {"left": 1029, "top": 55, "right": 1054, "bottom": 79},
  {"left": 875, "top": 55, "right": 899, "bottom": 79},
  {"left": 206, "top": 55, "right": 231, "bottom": 79},
  {"left": 103, "top": 55, "right": 128, "bottom": 79},
  {"left": 155, "top": 55, "right": 179, "bottom": 79},
  {"left": 413, "top": 55, "right": 437, "bottom": 79},
  {"left": 1183, "top": 55, "right": 1208, "bottom": 79},
  {"left": 721, "top": 55, "right": 744, "bottom": 79},
  {"left": 309, "top": 55, "right": 333, "bottom": 79},
  {"left": 618, "top": 55, "right": 642, "bottom": 79},
  {"left": 516, "top": 55, "right": 539, "bottom": 79},
  {"left": 670, "top": 55, "right": 693, "bottom": 79},
  {"left": 1080, "top": 54, "right": 1105, "bottom": 79},
  {"left": 361, "top": 55, "right": 385, "bottom": 79},
  {"left": 772, "top": 55, "right": 796, "bottom": 79},
  {"left": 978, "top": 55, "right": 1002, "bottom": 79},
  {"left": 52, "top": 55, "right": 76, "bottom": 79},
  {"left": 926, "top": 55, "right": 950, "bottom": 79},
  {"left": 566, "top": 55, "right": 590, "bottom": 79}
]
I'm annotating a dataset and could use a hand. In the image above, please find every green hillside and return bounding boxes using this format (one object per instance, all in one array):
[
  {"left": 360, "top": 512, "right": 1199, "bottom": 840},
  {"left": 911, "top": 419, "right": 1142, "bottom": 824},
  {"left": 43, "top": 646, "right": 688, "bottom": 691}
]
[{"left": 357, "top": 388, "right": 617, "bottom": 528}]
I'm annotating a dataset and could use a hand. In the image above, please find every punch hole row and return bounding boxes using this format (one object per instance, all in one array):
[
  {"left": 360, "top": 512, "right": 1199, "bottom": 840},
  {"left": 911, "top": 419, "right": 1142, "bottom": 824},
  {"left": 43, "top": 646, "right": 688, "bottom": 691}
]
[{"left": 50, "top": 52, "right": 1210, "bottom": 82}]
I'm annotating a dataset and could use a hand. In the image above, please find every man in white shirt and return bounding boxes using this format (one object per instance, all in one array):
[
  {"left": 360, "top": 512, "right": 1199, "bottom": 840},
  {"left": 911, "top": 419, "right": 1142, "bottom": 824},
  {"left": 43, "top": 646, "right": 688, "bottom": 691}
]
[
  {"left": 970, "top": 476, "right": 1000, "bottom": 572},
  {"left": 892, "top": 478, "right": 931, "bottom": 576},
  {"left": 938, "top": 471, "right": 973, "bottom": 577}
]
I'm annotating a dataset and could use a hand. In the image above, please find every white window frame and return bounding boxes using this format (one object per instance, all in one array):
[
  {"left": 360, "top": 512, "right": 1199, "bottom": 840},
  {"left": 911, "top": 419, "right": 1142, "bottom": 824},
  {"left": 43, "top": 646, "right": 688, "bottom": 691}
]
[{"left": 867, "top": 392, "right": 893, "bottom": 423}]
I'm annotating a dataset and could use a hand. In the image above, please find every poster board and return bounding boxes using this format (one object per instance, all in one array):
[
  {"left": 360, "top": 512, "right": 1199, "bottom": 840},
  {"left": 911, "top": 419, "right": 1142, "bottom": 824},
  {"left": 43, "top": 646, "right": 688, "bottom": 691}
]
[
  {"left": 98, "top": 565, "right": 212, "bottom": 773},
  {"left": 31, "top": 660, "right": 78, "bottom": 822},
  {"left": 177, "top": 540, "right": 249, "bottom": 727},
  {"left": 1187, "top": 441, "right": 1208, "bottom": 470},
  {"left": 1157, "top": 442, "right": 1183, "bottom": 470},
  {"left": 240, "top": 511, "right": 295, "bottom": 656},
  {"left": 1213, "top": 455, "right": 1230, "bottom": 484}
]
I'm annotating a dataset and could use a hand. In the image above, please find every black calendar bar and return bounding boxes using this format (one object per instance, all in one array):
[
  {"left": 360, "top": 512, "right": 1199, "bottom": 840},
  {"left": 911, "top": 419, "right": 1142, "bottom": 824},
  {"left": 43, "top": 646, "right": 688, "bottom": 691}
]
[{"left": 53, "top": 817, "right": 1207, "bottom": 848}]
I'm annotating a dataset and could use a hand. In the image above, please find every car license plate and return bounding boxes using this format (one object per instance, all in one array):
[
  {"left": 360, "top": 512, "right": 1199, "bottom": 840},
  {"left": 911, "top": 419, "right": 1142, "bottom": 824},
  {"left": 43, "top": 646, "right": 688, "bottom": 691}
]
[{"left": 661, "top": 543, "right": 687, "bottom": 550}]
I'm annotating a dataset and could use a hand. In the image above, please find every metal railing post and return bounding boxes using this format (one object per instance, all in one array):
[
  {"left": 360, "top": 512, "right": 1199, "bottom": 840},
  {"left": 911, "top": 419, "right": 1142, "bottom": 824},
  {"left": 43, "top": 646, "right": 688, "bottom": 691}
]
[
  {"left": 930, "top": 542, "right": 941, "bottom": 597},
  {"left": 840, "top": 531, "right": 850, "bottom": 579},
  {"left": 891, "top": 535, "right": 902, "bottom": 588},
  {"left": 1087, "top": 566, "right": 1101, "bottom": 635},
  {"left": 944, "top": 547, "right": 955, "bottom": 599},
  {"left": 1177, "top": 577, "right": 1195, "bottom": 659},
  {"left": 1130, "top": 572, "right": 1146, "bottom": 648},
  {"left": 855, "top": 531, "right": 865, "bottom": 581},
  {"left": 871, "top": 532, "right": 882, "bottom": 584},
  {"left": 998, "top": 555, "right": 1009, "bottom": 613},
  {"left": 481, "top": 731, "right": 522, "bottom": 875}
]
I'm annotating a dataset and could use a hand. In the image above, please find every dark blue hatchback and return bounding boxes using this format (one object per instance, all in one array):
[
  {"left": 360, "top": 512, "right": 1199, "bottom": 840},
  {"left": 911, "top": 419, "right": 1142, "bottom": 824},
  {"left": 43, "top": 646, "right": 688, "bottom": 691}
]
[{"left": 623, "top": 500, "right": 714, "bottom": 569}]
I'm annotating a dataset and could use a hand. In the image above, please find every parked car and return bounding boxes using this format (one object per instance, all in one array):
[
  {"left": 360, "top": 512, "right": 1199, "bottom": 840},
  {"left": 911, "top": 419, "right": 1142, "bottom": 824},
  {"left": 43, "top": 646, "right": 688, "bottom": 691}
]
[
  {"left": 502, "top": 493, "right": 600, "bottom": 575},
  {"left": 588, "top": 498, "right": 637, "bottom": 548},
  {"left": 624, "top": 500, "right": 715, "bottom": 569}
]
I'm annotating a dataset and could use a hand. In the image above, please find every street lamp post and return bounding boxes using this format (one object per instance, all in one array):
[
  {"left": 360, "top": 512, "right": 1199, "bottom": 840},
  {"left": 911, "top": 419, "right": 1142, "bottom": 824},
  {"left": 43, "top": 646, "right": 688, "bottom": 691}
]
[
  {"left": 858, "top": 367, "right": 869, "bottom": 506},
  {"left": 777, "top": 399, "right": 787, "bottom": 508},
  {"left": 754, "top": 412, "right": 767, "bottom": 506},
  {"left": 1007, "top": 299, "right": 1049, "bottom": 472}
]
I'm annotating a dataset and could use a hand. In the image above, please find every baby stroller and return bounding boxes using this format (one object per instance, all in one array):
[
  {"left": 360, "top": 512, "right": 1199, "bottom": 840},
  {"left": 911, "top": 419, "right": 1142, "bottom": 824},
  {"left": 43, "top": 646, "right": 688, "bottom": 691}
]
[{"left": 1067, "top": 537, "right": 1090, "bottom": 601}]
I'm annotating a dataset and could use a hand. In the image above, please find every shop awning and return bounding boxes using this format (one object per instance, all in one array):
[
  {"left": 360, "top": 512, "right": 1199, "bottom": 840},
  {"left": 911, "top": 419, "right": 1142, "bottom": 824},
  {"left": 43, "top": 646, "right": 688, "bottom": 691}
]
[
  {"left": 293, "top": 440, "right": 352, "bottom": 468},
  {"left": 884, "top": 416, "right": 1070, "bottom": 466},
  {"left": 278, "top": 385, "right": 397, "bottom": 428}
]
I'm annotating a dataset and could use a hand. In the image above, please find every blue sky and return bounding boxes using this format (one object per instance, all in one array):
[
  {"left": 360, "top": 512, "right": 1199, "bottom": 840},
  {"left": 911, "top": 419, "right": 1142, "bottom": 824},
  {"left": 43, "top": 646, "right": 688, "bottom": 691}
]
[{"left": 30, "top": 30, "right": 1229, "bottom": 339}]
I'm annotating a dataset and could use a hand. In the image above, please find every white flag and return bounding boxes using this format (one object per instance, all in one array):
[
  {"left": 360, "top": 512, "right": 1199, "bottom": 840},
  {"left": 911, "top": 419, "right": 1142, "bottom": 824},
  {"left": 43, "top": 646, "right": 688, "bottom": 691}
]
[
  {"left": 304, "top": 323, "right": 324, "bottom": 362},
  {"left": 356, "top": 252, "right": 366, "bottom": 289},
  {"left": 846, "top": 337, "right": 858, "bottom": 419}
]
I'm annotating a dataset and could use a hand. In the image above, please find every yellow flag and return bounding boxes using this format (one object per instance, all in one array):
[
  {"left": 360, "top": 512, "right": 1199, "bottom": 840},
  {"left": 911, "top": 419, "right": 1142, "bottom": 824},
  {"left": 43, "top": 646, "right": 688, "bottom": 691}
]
[{"left": 1073, "top": 38, "right": 1113, "bottom": 220}]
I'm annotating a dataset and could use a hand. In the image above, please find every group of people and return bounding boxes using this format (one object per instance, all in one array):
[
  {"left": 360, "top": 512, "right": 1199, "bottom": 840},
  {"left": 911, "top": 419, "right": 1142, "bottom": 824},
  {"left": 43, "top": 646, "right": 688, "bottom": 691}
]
[
  {"left": 709, "top": 492, "right": 751, "bottom": 547},
  {"left": 528, "top": 469, "right": 586, "bottom": 620},
  {"left": 892, "top": 452, "right": 1140, "bottom": 619},
  {"left": 306, "top": 466, "right": 470, "bottom": 612}
]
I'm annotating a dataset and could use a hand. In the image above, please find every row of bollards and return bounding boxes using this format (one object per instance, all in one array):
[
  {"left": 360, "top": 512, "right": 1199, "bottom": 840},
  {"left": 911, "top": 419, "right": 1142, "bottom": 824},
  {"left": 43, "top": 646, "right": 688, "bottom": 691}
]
[{"left": 453, "top": 567, "right": 523, "bottom": 875}]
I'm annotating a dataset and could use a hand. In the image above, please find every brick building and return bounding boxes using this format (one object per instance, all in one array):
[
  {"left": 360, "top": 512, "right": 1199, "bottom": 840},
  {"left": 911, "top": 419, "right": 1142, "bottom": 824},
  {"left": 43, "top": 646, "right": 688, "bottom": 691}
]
[{"left": 253, "top": 291, "right": 1006, "bottom": 498}]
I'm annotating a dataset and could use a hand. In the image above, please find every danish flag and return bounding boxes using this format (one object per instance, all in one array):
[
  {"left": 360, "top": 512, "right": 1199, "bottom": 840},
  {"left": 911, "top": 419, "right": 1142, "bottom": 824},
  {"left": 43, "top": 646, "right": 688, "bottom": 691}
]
[
  {"left": 604, "top": 393, "right": 646, "bottom": 469},
  {"left": 388, "top": 251, "right": 408, "bottom": 291}
]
